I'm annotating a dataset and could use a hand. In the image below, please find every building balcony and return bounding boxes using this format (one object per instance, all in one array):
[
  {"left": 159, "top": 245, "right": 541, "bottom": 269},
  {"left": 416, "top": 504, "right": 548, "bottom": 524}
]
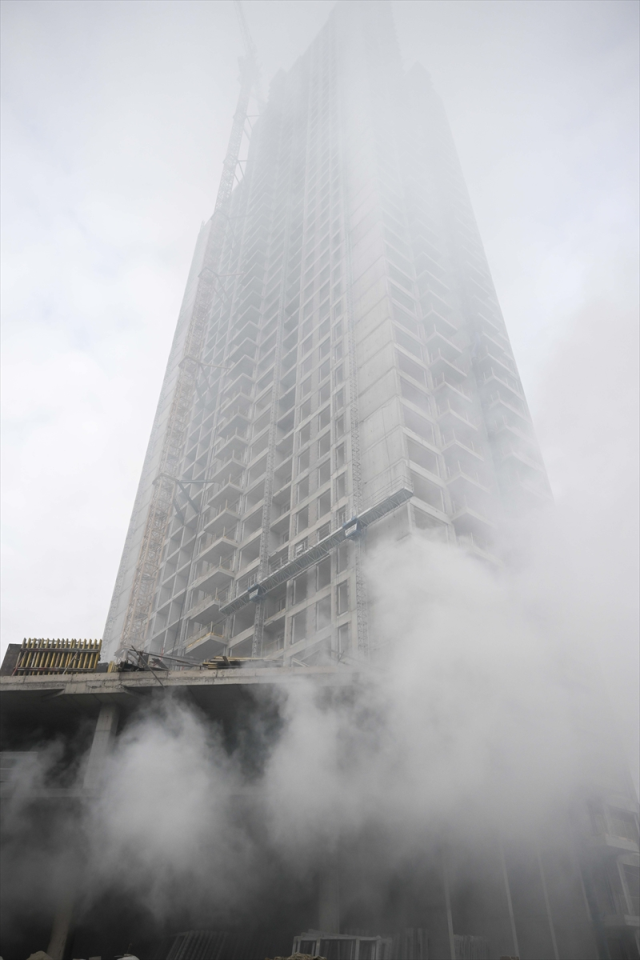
[
  {"left": 256, "top": 356, "right": 275, "bottom": 380},
  {"left": 421, "top": 288, "right": 452, "bottom": 321},
  {"left": 218, "top": 410, "right": 252, "bottom": 439},
  {"left": 202, "top": 500, "right": 241, "bottom": 535},
  {"left": 480, "top": 368, "right": 524, "bottom": 400},
  {"left": 212, "top": 430, "right": 249, "bottom": 462},
  {"left": 187, "top": 590, "right": 231, "bottom": 625},
  {"left": 429, "top": 352, "right": 468, "bottom": 384},
  {"left": 185, "top": 624, "right": 227, "bottom": 659},
  {"left": 479, "top": 325, "right": 510, "bottom": 354},
  {"left": 234, "top": 297, "right": 261, "bottom": 325},
  {"left": 209, "top": 452, "right": 247, "bottom": 484},
  {"left": 228, "top": 354, "right": 255, "bottom": 380},
  {"left": 236, "top": 282, "right": 262, "bottom": 310},
  {"left": 229, "top": 323, "right": 260, "bottom": 354},
  {"left": 220, "top": 388, "right": 253, "bottom": 418},
  {"left": 423, "top": 308, "right": 459, "bottom": 339},
  {"left": 219, "top": 389, "right": 252, "bottom": 415},
  {"left": 197, "top": 530, "right": 238, "bottom": 565},
  {"left": 228, "top": 337, "right": 257, "bottom": 364},
  {"left": 190, "top": 556, "right": 235, "bottom": 595},
  {"left": 452, "top": 502, "right": 495, "bottom": 534},
  {"left": 425, "top": 330, "right": 463, "bottom": 363},
  {"left": 441, "top": 431, "right": 484, "bottom": 460},
  {"left": 475, "top": 346, "right": 517, "bottom": 377},
  {"left": 485, "top": 394, "right": 529, "bottom": 424},
  {"left": 208, "top": 479, "right": 243, "bottom": 508},
  {"left": 433, "top": 378, "right": 473, "bottom": 404},
  {"left": 472, "top": 304, "right": 504, "bottom": 333},
  {"left": 220, "top": 374, "right": 254, "bottom": 405},
  {"left": 446, "top": 466, "right": 491, "bottom": 492},
  {"left": 436, "top": 401, "right": 478, "bottom": 430}
]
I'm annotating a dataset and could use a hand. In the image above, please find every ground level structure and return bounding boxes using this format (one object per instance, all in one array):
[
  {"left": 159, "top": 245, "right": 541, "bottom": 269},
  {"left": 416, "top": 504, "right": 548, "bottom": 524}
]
[{"left": 2, "top": 657, "right": 638, "bottom": 960}]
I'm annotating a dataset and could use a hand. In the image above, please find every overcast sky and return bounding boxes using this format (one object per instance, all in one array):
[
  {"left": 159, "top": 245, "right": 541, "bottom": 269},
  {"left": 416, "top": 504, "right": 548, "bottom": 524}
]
[{"left": 1, "top": 0, "right": 638, "bottom": 759}]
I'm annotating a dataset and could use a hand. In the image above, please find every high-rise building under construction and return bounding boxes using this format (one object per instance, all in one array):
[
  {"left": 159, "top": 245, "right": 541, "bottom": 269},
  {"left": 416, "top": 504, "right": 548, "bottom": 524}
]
[
  {"left": 103, "top": 0, "right": 551, "bottom": 666},
  {"left": 2, "top": 4, "right": 638, "bottom": 959}
]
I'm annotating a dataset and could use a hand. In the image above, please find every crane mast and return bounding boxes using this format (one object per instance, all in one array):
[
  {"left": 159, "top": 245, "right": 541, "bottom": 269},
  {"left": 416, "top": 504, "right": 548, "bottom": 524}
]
[{"left": 234, "top": 1, "right": 261, "bottom": 82}]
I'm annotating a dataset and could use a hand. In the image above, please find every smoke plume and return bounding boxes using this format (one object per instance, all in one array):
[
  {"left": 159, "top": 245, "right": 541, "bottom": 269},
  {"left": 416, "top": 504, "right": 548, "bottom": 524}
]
[{"left": 4, "top": 530, "right": 627, "bottom": 945}]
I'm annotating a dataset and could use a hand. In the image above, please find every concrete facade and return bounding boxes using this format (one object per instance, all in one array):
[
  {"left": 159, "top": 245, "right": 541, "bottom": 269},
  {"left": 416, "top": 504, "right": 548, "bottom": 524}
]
[{"left": 102, "top": 0, "right": 551, "bottom": 668}]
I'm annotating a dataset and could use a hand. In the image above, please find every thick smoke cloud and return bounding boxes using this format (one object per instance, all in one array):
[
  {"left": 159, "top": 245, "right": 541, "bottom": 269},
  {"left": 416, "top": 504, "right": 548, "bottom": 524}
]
[
  {"left": 88, "top": 700, "right": 255, "bottom": 919},
  {"left": 3, "top": 532, "right": 623, "bottom": 940}
]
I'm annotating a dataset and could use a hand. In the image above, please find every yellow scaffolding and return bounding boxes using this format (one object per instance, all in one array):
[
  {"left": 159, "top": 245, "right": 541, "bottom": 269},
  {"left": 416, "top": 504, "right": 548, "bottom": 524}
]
[{"left": 14, "top": 638, "right": 102, "bottom": 675}]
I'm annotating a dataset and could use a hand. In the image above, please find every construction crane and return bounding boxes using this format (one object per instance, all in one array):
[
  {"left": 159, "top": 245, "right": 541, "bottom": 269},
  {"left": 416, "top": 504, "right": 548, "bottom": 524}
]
[
  {"left": 234, "top": 0, "right": 263, "bottom": 105},
  {"left": 116, "top": 3, "right": 262, "bottom": 654}
]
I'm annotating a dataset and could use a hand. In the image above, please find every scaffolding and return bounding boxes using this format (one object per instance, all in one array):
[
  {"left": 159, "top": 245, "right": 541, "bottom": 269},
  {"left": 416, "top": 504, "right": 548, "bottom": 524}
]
[{"left": 8, "top": 638, "right": 102, "bottom": 676}]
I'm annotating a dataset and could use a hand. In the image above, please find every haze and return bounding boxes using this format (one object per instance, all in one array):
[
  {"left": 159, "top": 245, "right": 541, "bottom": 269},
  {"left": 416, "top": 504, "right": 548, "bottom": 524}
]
[{"left": 1, "top": 0, "right": 638, "bottom": 782}]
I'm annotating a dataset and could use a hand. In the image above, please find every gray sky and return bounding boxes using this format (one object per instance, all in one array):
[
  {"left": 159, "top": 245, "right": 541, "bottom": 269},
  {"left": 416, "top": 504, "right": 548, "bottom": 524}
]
[{"left": 1, "top": 0, "right": 638, "bottom": 756}]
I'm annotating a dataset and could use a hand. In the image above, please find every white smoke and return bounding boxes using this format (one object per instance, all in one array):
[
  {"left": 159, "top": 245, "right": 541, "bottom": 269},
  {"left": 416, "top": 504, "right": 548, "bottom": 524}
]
[
  {"left": 85, "top": 696, "right": 258, "bottom": 919},
  {"left": 262, "top": 534, "right": 597, "bottom": 854},
  {"left": 2, "top": 527, "right": 633, "bottom": 951},
  {"left": 47, "top": 531, "right": 625, "bottom": 927}
]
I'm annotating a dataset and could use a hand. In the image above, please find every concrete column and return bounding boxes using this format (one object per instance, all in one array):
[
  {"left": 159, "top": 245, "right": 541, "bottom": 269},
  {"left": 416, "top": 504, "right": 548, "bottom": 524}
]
[
  {"left": 537, "top": 846, "right": 560, "bottom": 960},
  {"left": 499, "top": 840, "right": 521, "bottom": 960},
  {"left": 422, "top": 857, "right": 454, "bottom": 960},
  {"left": 46, "top": 702, "right": 119, "bottom": 956},
  {"left": 442, "top": 849, "right": 456, "bottom": 960},
  {"left": 318, "top": 865, "right": 340, "bottom": 933},
  {"left": 83, "top": 701, "right": 119, "bottom": 792},
  {"left": 46, "top": 890, "right": 74, "bottom": 960}
]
